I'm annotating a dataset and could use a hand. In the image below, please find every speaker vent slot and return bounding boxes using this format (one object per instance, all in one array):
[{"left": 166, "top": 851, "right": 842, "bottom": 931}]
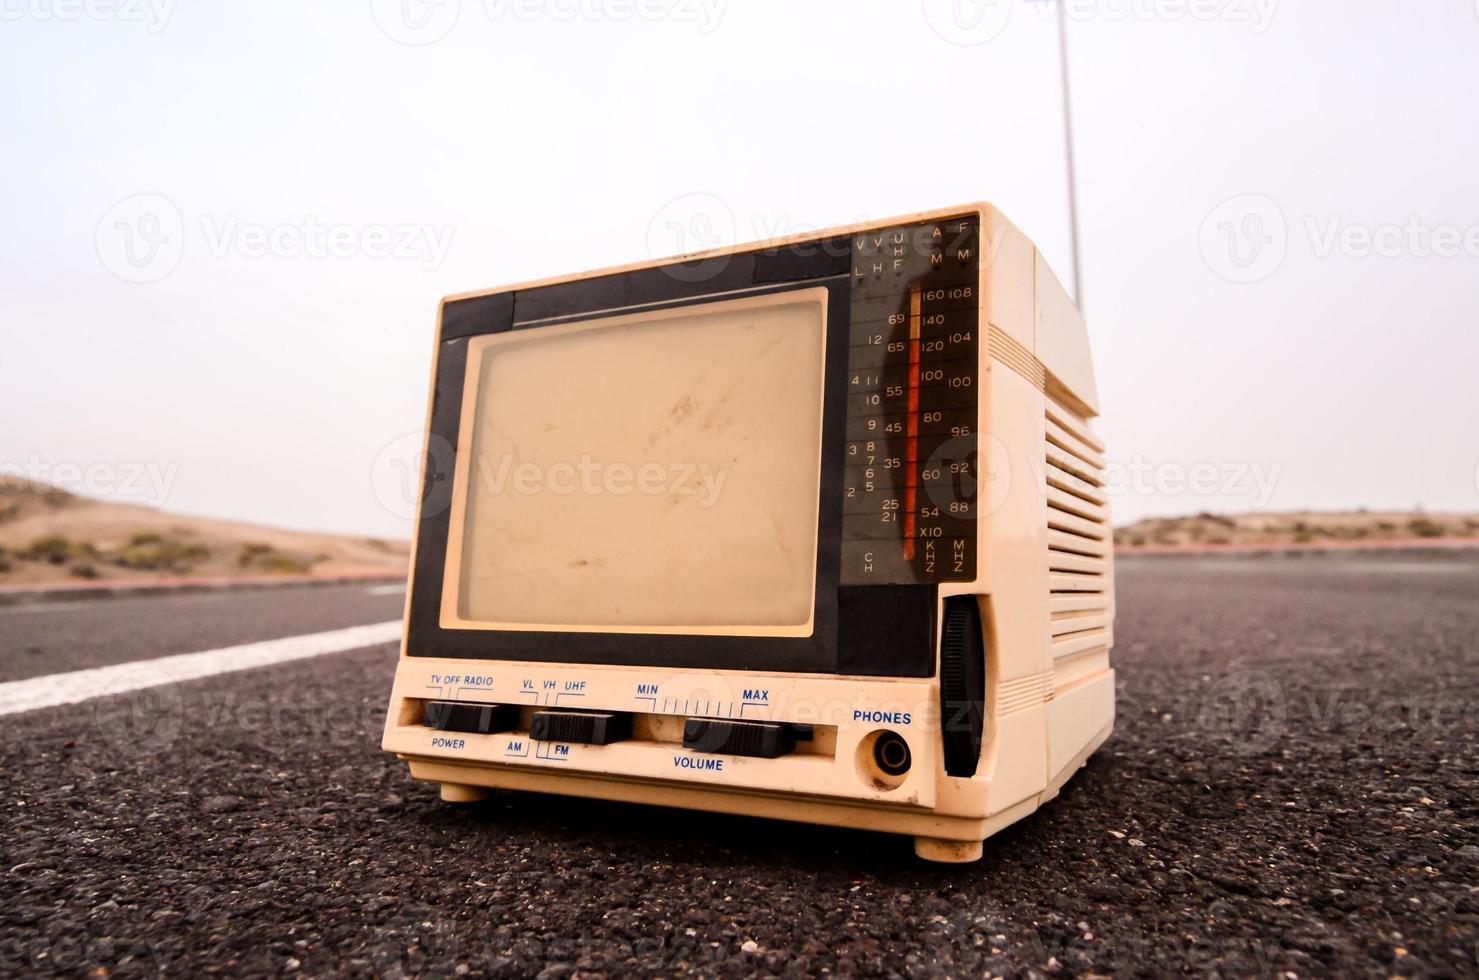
[{"left": 1044, "top": 402, "right": 1112, "bottom": 658}]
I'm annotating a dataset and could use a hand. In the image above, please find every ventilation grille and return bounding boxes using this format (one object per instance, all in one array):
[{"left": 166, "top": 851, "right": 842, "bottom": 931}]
[
  {"left": 988, "top": 326, "right": 1045, "bottom": 390},
  {"left": 1044, "top": 400, "right": 1112, "bottom": 660}
]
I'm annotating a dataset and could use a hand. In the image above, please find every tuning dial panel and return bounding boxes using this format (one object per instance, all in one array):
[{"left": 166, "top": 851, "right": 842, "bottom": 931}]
[{"left": 841, "top": 216, "right": 980, "bottom": 586}]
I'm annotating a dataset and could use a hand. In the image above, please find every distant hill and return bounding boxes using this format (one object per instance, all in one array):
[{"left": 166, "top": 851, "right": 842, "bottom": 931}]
[
  {"left": 0, "top": 478, "right": 408, "bottom": 586},
  {"left": 1114, "top": 510, "right": 1479, "bottom": 552}
]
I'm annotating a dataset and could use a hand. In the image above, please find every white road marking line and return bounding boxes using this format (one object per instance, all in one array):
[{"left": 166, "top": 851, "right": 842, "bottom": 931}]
[
  {"left": 0, "top": 620, "right": 402, "bottom": 718},
  {"left": 366, "top": 583, "right": 408, "bottom": 596}
]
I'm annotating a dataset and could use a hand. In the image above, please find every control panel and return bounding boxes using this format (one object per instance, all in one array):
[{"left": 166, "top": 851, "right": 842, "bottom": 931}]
[{"left": 841, "top": 216, "right": 980, "bottom": 584}]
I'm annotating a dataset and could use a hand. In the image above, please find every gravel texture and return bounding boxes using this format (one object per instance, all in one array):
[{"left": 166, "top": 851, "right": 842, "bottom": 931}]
[{"left": 1, "top": 553, "right": 1475, "bottom": 976}]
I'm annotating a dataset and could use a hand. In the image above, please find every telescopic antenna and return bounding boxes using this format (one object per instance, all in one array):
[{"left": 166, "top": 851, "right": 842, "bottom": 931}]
[{"left": 1053, "top": 0, "right": 1084, "bottom": 310}]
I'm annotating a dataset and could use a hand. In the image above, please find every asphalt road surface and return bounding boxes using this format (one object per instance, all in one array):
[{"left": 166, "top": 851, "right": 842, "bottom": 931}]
[{"left": 1, "top": 555, "right": 1476, "bottom": 977}]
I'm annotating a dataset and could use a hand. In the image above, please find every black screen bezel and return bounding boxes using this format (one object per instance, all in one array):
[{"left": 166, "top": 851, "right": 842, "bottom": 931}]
[{"left": 406, "top": 239, "right": 937, "bottom": 677}]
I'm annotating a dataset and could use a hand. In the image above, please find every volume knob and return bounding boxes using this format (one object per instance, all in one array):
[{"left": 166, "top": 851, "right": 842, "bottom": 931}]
[{"left": 938, "top": 595, "right": 986, "bottom": 777}]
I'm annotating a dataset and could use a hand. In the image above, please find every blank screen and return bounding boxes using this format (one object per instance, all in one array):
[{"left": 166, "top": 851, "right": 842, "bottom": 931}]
[{"left": 448, "top": 290, "right": 827, "bottom": 635}]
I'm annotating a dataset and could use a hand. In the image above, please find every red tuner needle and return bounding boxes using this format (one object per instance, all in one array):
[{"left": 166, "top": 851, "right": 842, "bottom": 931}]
[{"left": 903, "top": 284, "right": 922, "bottom": 562}]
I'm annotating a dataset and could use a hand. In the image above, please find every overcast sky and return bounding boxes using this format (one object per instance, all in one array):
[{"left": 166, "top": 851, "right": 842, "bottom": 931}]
[{"left": 3, "top": 0, "right": 1477, "bottom": 538}]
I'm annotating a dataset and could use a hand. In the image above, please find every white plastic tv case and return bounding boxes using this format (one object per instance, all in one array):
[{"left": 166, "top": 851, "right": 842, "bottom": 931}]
[{"left": 382, "top": 203, "right": 1115, "bottom": 862}]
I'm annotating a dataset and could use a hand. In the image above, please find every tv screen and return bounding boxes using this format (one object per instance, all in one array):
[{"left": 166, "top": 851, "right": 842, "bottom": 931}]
[{"left": 442, "top": 289, "right": 828, "bottom": 636}]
